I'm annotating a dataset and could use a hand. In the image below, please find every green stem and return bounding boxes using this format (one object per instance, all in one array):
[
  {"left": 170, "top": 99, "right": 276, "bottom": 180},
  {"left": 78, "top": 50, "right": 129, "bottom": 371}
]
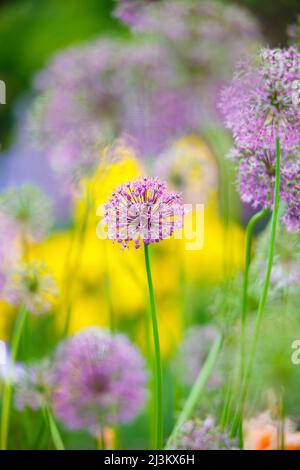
[
  {"left": 166, "top": 334, "right": 222, "bottom": 448},
  {"left": 1, "top": 305, "right": 28, "bottom": 450},
  {"left": 44, "top": 406, "right": 65, "bottom": 450},
  {"left": 240, "top": 208, "right": 268, "bottom": 358},
  {"left": 144, "top": 244, "right": 163, "bottom": 450},
  {"left": 237, "top": 209, "right": 269, "bottom": 420},
  {"left": 231, "top": 137, "right": 281, "bottom": 438}
]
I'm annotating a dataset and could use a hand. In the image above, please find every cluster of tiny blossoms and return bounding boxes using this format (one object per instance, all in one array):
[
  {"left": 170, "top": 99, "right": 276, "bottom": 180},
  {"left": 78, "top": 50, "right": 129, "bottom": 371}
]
[
  {"left": 170, "top": 417, "right": 236, "bottom": 450},
  {"left": 220, "top": 47, "right": 300, "bottom": 231},
  {"left": 0, "top": 184, "right": 54, "bottom": 242},
  {"left": 27, "top": 0, "right": 260, "bottom": 193},
  {"left": 3, "top": 262, "right": 58, "bottom": 315},
  {"left": 103, "top": 177, "right": 184, "bottom": 249},
  {"left": 15, "top": 360, "right": 53, "bottom": 411},
  {"left": 220, "top": 47, "right": 300, "bottom": 153}
]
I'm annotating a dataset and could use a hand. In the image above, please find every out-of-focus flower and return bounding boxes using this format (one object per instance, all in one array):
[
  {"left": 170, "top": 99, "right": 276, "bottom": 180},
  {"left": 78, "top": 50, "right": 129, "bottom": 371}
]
[
  {"left": 154, "top": 135, "right": 218, "bottom": 205},
  {"left": 49, "top": 127, "right": 108, "bottom": 196},
  {"left": 170, "top": 417, "right": 236, "bottom": 450},
  {"left": 0, "top": 184, "right": 54, "bottom": 242},
  {"left": 27, "top": 0, "right": 260, "bottom": 186},
  {"left": 14, "top": 359, "right": 53, "bottom": 411},
  {"left": 0, "top": 343, "right": 25, "bottom": 386},
  {"left": 103, "top": 177, "right": 184, "bottom": 249},
  {"left": 219, "top": 47, "right": 300, "bottom": 153},
  {"left": 52, "top": 328, "right": 147, "bottom": 435},
  {"left": 0, "top": 212, "right": 20, "bottom": 292},
  {"left": 115, "top": 0, "right": 260, "bottom": 64},
  {"left": 173, "top": 325, "right": 221, "bottom": 388},
  {"left": 232, "top": 147, "right": 300, "bottom": 231},
  {"left": 3, "top": 262, "right": 58, "bottom": 315},
  {"left": 244, "top": 411, "right": 300, "bottom": 450}
]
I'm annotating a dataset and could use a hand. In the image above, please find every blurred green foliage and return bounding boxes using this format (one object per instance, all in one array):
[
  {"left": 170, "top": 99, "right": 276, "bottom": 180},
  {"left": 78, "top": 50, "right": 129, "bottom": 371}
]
[{"left": 0, "top": 0, "right": 120, "bottom": 146}]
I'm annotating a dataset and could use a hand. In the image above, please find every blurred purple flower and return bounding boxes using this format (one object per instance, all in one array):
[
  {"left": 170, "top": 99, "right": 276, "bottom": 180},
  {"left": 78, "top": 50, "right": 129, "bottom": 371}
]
[
  {"left": 26, "top": 0, "right": 261, "bottom": 190},
  {"left": 170, "top": 417, "right": 236, "bottom": 450},
  {"left": 219, "top": 47, "right": 300, "bottom": 153},
  {"left": 52, "top": 328, "right": 147, "bottom": 435},
  {"left": 232, "top": 147, "right": 300, "bottom": 231},
  {"left": 0, "top": 184, "right": 54, "bottom": 242}
]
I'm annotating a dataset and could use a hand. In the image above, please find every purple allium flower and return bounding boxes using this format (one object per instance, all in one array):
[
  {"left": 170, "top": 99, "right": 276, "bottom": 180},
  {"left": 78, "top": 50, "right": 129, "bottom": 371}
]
[
  {"left": 232, "top": 147, "right": 300, "bottom": 231},
  {"left": 173, "top": 325, "right": 221, "bottom": 389},
  {"left": 0, "top": 184, "right": 54, "bottom": 242},
  {"left": 115, "top": 0, "right": 260, "bottom": 43},
  {"left": 219, "top": 47, "right": 300, "bottom": 153},
  {"left": 103, "top": 177, "right": 184, "bottom": 249},
  {"left": 26, "top": 0, "right": 260, "bottom": 187},
  {"left": 0, "top": 212, "right": 20, "bottom": 292},
  {"left": 153, "top": 136, "right": 218, "bottom": 204},
  {"left": 51, "top": 328, "right": 147, "bottom": 435},
  {"left": 14, "top": 360, "right": 53, "bottom": 411},
  {"left": 170, "top": 417, "right": 236, "bottom": 450},
  {"left": 3, "top": 262, "right": 58, "bottom": 315}
]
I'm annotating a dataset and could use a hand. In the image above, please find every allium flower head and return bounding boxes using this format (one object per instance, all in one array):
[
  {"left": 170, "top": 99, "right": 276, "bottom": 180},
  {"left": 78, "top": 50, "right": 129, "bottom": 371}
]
[
  {"left": 103, "top": 177, "right": 184, "bottom": 249},
  {"left": 170, "top": 417, "right": 236, "bottom": 450},
  {"left": 3, "top": 262, "right": 58, "bottom": 315},
  {"left": 27, "top": 0, "right": 260, "bottom": 181},
  {"left": 51, "top": 328, "right": 147, "bottom": 435},
  {"left": 154, "top": 136, "right": 218, "bottom": 204},
  {"left": 14, "top": 360, "right": 53, "bottom": 411},
  {"left": 232, "top": 147, "right": 300, "bottom": 231},
  {"left": 220, "top": 47, "right": 300, "bottom": 153},
  {"left": 0, "top": 184, "right": 54, "bottom": 241}
]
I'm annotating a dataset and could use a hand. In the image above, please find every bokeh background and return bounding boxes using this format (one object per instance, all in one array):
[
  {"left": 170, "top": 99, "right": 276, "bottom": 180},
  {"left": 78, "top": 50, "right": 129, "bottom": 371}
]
[{"left": 0, "top": 0, "right": 299, "bottom": 450}]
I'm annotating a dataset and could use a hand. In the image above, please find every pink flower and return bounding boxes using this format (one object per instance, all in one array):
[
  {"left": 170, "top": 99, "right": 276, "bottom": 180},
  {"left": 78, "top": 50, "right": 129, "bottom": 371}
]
[{"left": 103, "top": 177, "right": 184, "bottom": 249}]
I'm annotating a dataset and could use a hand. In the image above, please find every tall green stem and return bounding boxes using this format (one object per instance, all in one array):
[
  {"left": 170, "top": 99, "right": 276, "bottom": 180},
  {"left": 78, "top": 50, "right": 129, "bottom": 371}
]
[
  {"left": 44, "top": 406, "right": 65, "bottom": 450},
  {"left": 144, "top": 244, "right": 163, "bottom": 450},
  {"left": 166, "top": 334, "right": 222, "bottom": 448},
  {"left": 1, "top": 305, "right": 28, "bottom": 450},
  {"left": 240, "top": 209, "right": 268, "bottom": 378},
  {"left": 231, "top": 137, "right": 281, "bottom": 437}
]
